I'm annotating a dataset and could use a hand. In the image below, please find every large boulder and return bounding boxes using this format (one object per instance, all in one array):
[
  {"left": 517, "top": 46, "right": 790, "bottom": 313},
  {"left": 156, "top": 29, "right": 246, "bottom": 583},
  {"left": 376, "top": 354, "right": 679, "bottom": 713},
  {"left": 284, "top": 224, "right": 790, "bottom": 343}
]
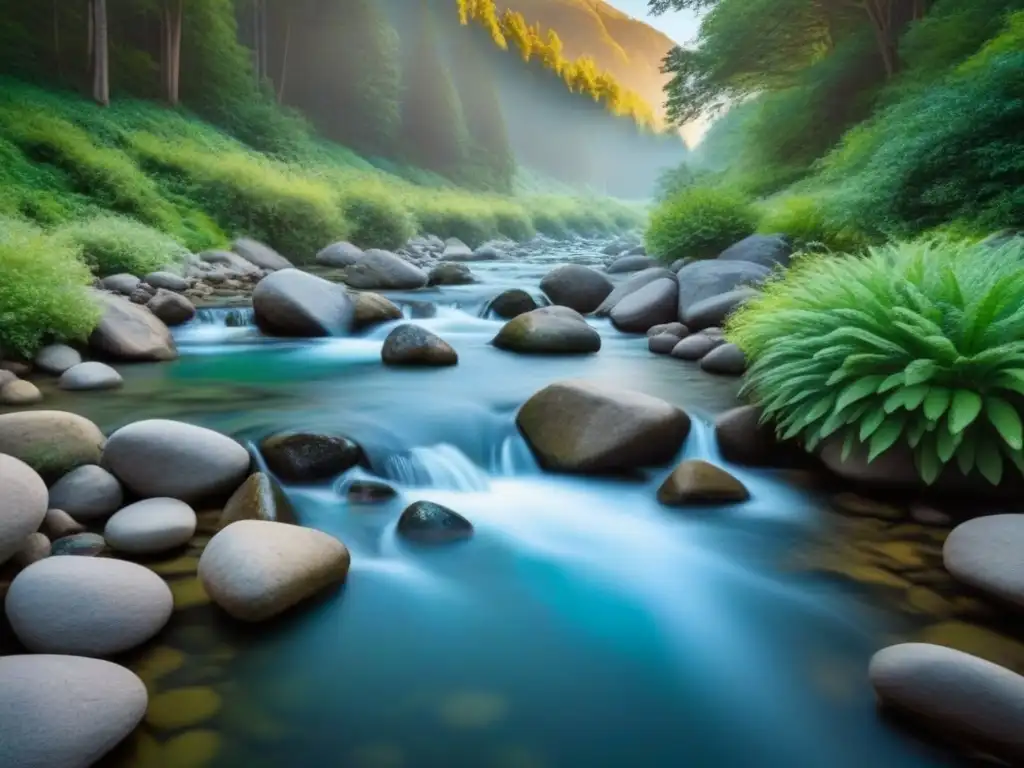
[
  {"left": 219, "top": 472, "right": 297, "bottom": 527},
  {"left": 717, "top": 234, "right": 791, "bottom": 269},
  {"left": 656, "top": 460, "right": 750, "bottom": 505},
  {"left": 58, "top": 362, "right": 124, "bottom": 391},
  {"left": 342, "top": 249, "right": 429, "bottom": 290},
  {"left": 492, "top": 307, "right": 601, "bottom": 355},
  {"left": 199, "top": 520, "right": 351, "bottom": 621},
  {"left": 352, "top": 291, "right": 402, "bottom": 330},
  {"left": 675, "top": 260, "right": 770, "bottom": 322},
  {"left": 34, "top": 343, "right": 82, "bottom": 375},
  {"left": 489, "top": 289, "right": 539, "bottom": 319},
  {"left": 260, "top": 433, "right": 362, "bottom": 482},
  {"left": 0, "top": 411, "right": 105, "bottom": 482},
  {"left": 428, "top": 262, "right": 475, "bottom": 286},
  {"left": 606, "top": 255, "right": 654, "bottom": 274},
  {"left": 146, "top": 288, "right": 196, "bottom": 327},
  {"left": 944, "top": 515, "right": 1024, "bottom": 611},
  {"left": 100, "top": 274, "right": 140, "bottom": 295},
  {"left": 683, "top": 287, "right": 760, "bottom": 331},
  {"left": 104, "top": 498, "right": 198, "bottom": 555},
  {"left": 102, "top": 419, "right": 251, "bottom": 503},
  {"left": 869, "top": 643, "right": 1024, "bottom": 764},
  {"left": 316, "top": 241, "right": 364, "bottom": 268},
  {"left": 48, "top": 464, "right": 124, "bottom": 521},
  {"left": 252, "top": 269, "right": 354, "bottom": 337},
  {"left": 714, "top": 405, "right": 805, "bottom": 468},
  {"left": 593, "top": 267, "right": 674, "bottom": 316},
  {"left": 5, "top": 556, "right": 173, "bottom": 656},
  {"left": 539, "top": 264, "right": 614, "bottom": 314},
  {"left": 516, "top": 380, "right": 691, "bottom": 473},
  {"left": 0, "top": 454, "right": 48, "bottom": 566},
  {"left": 232, "top": 237, "right": 293, "bottom": 271},
  {"left": 381, "top": 324, "right": 458, "bottom": 366},
  {"left": 198, "top": 250, "right": 262, "bottom": 277},
  {"left": 88, "top": 290, "right": 177, "bottom": 362},
  {"left": 610, "top": 278, "right": 678, "bottom": 334},
  {"left": 0, "top": 655, "right": 148, "bottom": 768}
]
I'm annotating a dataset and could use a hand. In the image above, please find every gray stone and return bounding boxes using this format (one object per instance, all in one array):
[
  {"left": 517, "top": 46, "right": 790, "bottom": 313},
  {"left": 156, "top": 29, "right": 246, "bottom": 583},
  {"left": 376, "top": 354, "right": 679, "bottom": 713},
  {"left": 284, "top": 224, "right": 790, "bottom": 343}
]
[
  {"left": 5, "top": 556, "right": 173, "bottom": 656},
  {"left": 0, "top": 655, "right": 148, "bottom": 768},
  {"left": 58, "top": 362, "right": 123, "bottom": 391},
  {"left": 144, "top": 270, "right": 189, "bottom": 292},
  {"left": 471, "top": 244, "right": 502, "bottom": 261},
  {"left": 718, "top": 234, "right": 791, "bottom": 268},
  {"left": 516, "top": 380, "right": 691, "bottom": 474},
  {"left": 610, "top": 278, "right": 678, "bottom": 334},
  {"left": 398, "top": 501, "right": 473, "bottom": 543},
  {"left": 647, "top": 322, "right": 689, "bottom": 338},
  {"left": 676, "top": 260, "right": 770, "bottom": 322},
  {"left": 441, "top": 238, "right": 473, "bottom": 260},
  {"left": 715, "top": 405, "right": 805, "bottom": 468},
  {"left": 102, "top": 419, "right": 250, "bottom": 503},
  {"left": 0, "top": 369, "right": 15, "bottom": 388},
  {"left": 253, "top": 268, "right": 354, "bottom": 337},
  {"left": 13, "top": 532, "right": 50, "bottom": 567},
  {"left": 0, "top": 454, "right": 48, "bottom": 566},
  {"left": 489, "top": 289, "right": 538, "bottom": 319},
  {"left": 316, "top": 241, "right": 364, "bottom": 268},
  {"left": 683, "top": 287, "right": 760, "bottom": 331},
  {"left": 342, "top": 249, "right": 429, "bottom": 290},
  {"left": 381, "top": 324, "right": 458, "bottom": 366},
  {"left": 428, "top": 262, "right": 475, "bottom": 286},
  {"left": 146, "top": 288, "right": 196, "bottom": 326},
  {"left": 199, "top": 519, "right": 351, "bottom": 621},
  {"left": 34, "top": 344, "right": 82, "bottom": 375},
  {"left": 944, "top": 515, "right": 1024, "bottom": 611},
  {"left": 700, "top": 343, "right": 747, "bottom": 375},
  {"left": 100, "top": 274, "right": 140, "bottom": 295},
  {"left": 540, "top": 264, "right": 614, "bottom": 314},
  {"left": 648, "top": 333, "right": 682, "bottom": 355},
  {"left": 869, "top": 643, "right": 1024, "bottom": 764},
  {"left": 51, "top": 532, "right": 107, "bottom": 557},
  {"left": 671, "top": 333, "right": 725, "bottom": 361},
  {"left": 625, "top": 244, "right": 647, "bottom": 257},
  {"left": 0, "top": 379, "right": 42, "bottom": 405},
  {"left": 606, "top": 255, "right": 654, "bottom": 274},
  {"left": 48, "top": 465, "right": 124, "bottom": 522},
  {"left": 0, "top": 411, "right": 106, "bottom": 482},
  {"left": 104, "top": 497, "right": 198, "bottom": 555},
  {"left": 88, "top": 290, "right": 177, "bottom": 362},
  {"left": 669, "top": 258, "right": 691, "bottom": 273},
  {"left": 233, "top": 237, "right": 293, "bottom": 271},
  {"left": 41, "top": 509, "right": 86, "bottom": 539},
  {"left": 593, "top": 267, "right": 674, "bottom": 316},
  {"left": 493, "top": 307, "right": 601, "bottom": 355},
  {"left": 198, "top": 250, "right": 262, "bottom": 276},
  {"left": 352, "top": 292, "right": 402, "bottom": 330}
]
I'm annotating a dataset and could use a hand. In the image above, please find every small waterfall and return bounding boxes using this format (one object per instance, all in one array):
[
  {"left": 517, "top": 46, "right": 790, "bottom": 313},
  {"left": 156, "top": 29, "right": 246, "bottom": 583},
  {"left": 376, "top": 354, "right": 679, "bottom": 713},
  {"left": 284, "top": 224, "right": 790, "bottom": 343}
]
[
  {"left": 381, "top": 444, "right": 491, "bottom": 492},
  {"left": 194, "top": 307, "right": 255, "bottom": 327},
  {"left": 489, "top": 434, "right": 540, "bottom": 476}
]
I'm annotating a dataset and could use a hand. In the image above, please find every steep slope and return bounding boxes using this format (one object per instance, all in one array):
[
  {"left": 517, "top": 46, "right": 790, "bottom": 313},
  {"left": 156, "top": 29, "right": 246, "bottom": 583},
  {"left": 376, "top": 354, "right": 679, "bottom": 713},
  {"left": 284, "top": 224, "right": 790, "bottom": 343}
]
[{"left": 495, "top": 0, "right": 676, "bottom": 124}]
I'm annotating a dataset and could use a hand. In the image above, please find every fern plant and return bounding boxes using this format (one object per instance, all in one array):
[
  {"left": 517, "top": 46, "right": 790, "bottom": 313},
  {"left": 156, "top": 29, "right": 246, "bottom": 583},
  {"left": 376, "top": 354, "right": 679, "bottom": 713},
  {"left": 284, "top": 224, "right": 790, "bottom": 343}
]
[{"left": 727, "top": 236, "right": 1024, "bottom": 485}]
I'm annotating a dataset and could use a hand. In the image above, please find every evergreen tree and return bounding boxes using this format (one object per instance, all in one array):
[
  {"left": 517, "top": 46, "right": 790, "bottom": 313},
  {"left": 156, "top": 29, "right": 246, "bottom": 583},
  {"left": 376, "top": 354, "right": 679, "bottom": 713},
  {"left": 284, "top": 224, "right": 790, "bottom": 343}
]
[
  {"left": 450, "top": 27, "right": 515, "bottom": 191},
  {"left": 398, "top": 0, "right": 467, "bottom": 178}
]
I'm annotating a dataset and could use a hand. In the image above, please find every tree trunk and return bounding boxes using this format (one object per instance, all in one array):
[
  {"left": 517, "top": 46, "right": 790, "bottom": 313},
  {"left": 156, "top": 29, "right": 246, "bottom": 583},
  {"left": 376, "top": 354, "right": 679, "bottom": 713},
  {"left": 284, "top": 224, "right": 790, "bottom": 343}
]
[
  {"left": 277, "top": 9, "right": 292, "bottom": 103},
  {"left": 91, "top": 0, "right": 109, "bottom": 105},
  {"left": 251, "top": 0, "right": 267, "bottom": 83},
  {"left": 53, "top": 0, "right": 62, "bottom": 80},
  {"left": 87, "top": 0, "right": 94, "bottom": 73},
  {"left": 861, "top": 0, "right": 898, "bottom": 78},
  {"left": 162, "top": 0, "right": 183, "bottom": 105}
]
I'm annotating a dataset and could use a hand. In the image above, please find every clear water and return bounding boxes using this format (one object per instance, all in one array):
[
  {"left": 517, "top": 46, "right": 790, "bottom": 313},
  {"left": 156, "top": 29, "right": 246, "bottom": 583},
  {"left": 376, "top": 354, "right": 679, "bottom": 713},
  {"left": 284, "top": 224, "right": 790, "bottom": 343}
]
[{"left": 48, "top": 244, "right": 972, "bottom": 768}]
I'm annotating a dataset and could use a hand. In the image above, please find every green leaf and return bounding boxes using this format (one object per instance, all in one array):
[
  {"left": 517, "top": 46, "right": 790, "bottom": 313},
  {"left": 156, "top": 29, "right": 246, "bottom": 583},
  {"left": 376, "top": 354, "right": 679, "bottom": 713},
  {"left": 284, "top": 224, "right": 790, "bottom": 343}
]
[
  {"left": 877, "top": 373, "right": 905, "bottom": 393},
  {"left": 916, "top": 443, "right": 942, "bottom": 485},
  {"left": 935, "top": 427, "right": 961, "bottom": 463},
  {"left": 858, "top": 406, "right": 887, "bottom": 442},
  {"left": 948, "top": 390, "right": 983, "bottom": 435},
  {"left": 883, "top": 385, "right": 930, "bottom": 413},
  {"left": 903, "top": 359, "right": 939, "bottom": 386},
  {"left": 834, "top": 375, "right": 886, "bottom": 413},
  {"left": 923, "top": 387, "right": 952, "bottom": 422},
  {"left": 986, "top": 396, "right": 1024, "bottom": 449},
  {"left": 956, "top": 431, "right": 978, "bottom": 475},
  {"left": 868, "top": 418, "right": 904, "bottom": 462},
  {"left": 841, "top": 432, "right": 856, "bottom": 462},
  {"left": 976, "top": 440, "right": 1003, "bottom": 485},
  {"left": 995, "top": 369, "right": 1024, "bottom": 397},
  {"left": 906, "top": 417, "right": 930, "bottom": 448},
  {"left": 1001, "top": 444, "right": 1024, "bottom": 478}
]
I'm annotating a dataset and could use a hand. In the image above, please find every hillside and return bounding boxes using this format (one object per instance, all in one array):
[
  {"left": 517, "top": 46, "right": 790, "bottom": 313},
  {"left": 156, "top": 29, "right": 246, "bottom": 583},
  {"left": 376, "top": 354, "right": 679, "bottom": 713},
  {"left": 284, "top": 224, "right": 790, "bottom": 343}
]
[{"left": 496, "top": 0, "right": 677, "bottom": 126}]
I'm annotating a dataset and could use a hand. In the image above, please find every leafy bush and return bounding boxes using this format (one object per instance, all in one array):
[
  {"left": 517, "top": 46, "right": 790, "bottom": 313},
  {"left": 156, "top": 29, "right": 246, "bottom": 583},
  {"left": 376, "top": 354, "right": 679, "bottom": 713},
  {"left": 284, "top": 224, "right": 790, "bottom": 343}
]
[
  {"left": 728, "top": 237, "right": 1024, "bottom": 485},
  {"left": 409, "top": 198, "right": 497, "bottom": 247},
  {"left": 645, "top": 187, "right": 757, "bottom": 263},
  {"left": 56, "top": 215, "right": 190, "bottom": 277},
  {"left": 488, "top": 202, "right": 535, "bottom": 242},
  {"left": 0, "top": 217, "right": 101, "bottom": 356},
  {"left": 338, "top": 188, "right": 416, "bottom": 250},
  {"left": 757, "top": 195, "right": 867, "bottom": 253}
]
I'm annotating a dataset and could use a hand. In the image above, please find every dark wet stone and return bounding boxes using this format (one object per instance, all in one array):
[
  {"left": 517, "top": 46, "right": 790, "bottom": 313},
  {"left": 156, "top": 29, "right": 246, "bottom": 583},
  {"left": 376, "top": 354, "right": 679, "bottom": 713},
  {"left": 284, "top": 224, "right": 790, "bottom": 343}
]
[
  {"left": 260, "top": 433, "right": 362, "bottom": 483},
  {"left": 397, "top": 501, "right": 473, "bottom": 543},
  {"left": 381, "top": 324, "right": 458, "bottom": 366},
  {"left": 50, "top": 533, "right": 107, "bottom": 557},
  {"left": 489, "top": 289, "right": 539, "bottom": 320},
  {"left": 346, "top": 480, "right": 398, "bottom": 503},
  {"left": 648, "top": 334, "right": 681, "bottom": 355}
]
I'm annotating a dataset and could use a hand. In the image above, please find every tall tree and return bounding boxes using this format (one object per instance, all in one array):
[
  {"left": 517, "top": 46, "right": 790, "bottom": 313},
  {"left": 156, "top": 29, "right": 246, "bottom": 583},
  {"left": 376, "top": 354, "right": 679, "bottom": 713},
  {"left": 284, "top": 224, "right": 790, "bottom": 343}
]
[
  {"left": 162, "top": 0, "right": 183, "bottom": 105},
  {"left": 89, "top": 0, "right": 110, "bottom": 105}
]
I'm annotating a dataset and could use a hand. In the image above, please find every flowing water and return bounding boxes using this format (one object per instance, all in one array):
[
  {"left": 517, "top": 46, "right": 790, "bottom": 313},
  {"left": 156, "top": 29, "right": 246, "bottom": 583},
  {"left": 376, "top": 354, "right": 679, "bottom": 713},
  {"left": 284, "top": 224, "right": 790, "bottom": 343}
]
[{"left": 46, "top": 244, "right": 982, "bottom": 768}]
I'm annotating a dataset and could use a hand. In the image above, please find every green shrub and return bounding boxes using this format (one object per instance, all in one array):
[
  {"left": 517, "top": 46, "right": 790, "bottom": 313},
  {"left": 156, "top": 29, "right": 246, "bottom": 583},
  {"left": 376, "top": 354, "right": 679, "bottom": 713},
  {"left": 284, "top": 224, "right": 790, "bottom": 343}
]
[
  {"left": 409, "top": 199, "right": 497, "bottom": 247},
  {"left": 757, "top": 195, "right": 867, "bottom": 253},
  {"left": 0, "top": 217, "right": 101, "bottom": 357},
  {"left": 488, "top": 202, "right": 535, "bottom": 242},
  {"left": 338, "top": 188, "right": 416, "bottom": 250},
  {"left": 56, "top": 215, "right": 190, "bottom": 277},
  {"left": 728, "top": 237, "right": 1024, "bottom": 486},
  {"left": 645, "top": 187, "right": 757, "bottom": 262},
  {"left": 527, "top": 208, "right": 570, "bottom": 240}
]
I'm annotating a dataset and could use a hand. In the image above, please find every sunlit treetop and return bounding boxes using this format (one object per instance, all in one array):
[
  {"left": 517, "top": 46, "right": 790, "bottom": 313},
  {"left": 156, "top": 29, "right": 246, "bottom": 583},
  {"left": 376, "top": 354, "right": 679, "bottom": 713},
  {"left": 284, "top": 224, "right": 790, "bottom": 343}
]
[{"left": 457, "top": 0, "right": 659, "bottom": 129}]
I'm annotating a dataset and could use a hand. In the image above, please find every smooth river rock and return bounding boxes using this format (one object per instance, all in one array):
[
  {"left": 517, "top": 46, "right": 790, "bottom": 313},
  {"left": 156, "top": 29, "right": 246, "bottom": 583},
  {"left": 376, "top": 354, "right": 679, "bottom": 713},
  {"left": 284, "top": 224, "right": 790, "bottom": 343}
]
[
  {"left": 199, "top": 520, "right": 351, "bottom": 621},
  {"left": 539, "top": 264, "right": 613, "bottom": 314},
  {"left": 233, "top": 237, "right": 293, "bottom": 271},
  {"left": 219, "top": 472, "right": 297, "bottom": 527},
  {"left": 700, "top": 343, "right": 747, "bottom": 375},
  {"left": 0, "top": 379, "right": 41, "bottom": 405},
  {"left": 656, "top": 460, "right": 750, "bottom": 505},
  {"left": 610, "top": 277, "right": 679, "bottom": 333},
  {"left": 144, "top": 270, "right": 189, "bottom": 292},
  {"left": 675, "top": 260, "right": 770, "bottom": 322},
  {"left": 944, "top": 515, "right": 1024, "bottom": 611},
  {"left": 50, "top": 532, "right": 107, "bottom": 557},
  {"left": 100, "top": 274, "right": 140, "bottom": 295},
  {"left": 428, "top": 262, "right": 475, "bottom": 286},
  {"left": 58, "top": 362, "right": 123, "bottom": 391},
  {"left": 352, "top": 291, "right": 403, "bottom": 330},
  {"left": 489, "top": 289, "right": 539, "bottom": 319},
  {"left": 492, "top": 307, "right": 601, "bottom": 355},
  {"left": 0, "top": 411, "right": 105, "bottom": 482},
  {"left": 34, "top": 343, "right": 82, "bottom": 375},
  {"left": 869, "top": 643, "right": 1024, "bottom": 763},
  {"left": 717, "top": 233, "right": 791, "bottom": 269},
  {"left": 381, "top": 324, "right": 458, "bottom": 366},
  {"left": 342, "top": 249, "right": 429, "bottom": 290},
  {"left": 253, "top": 269, "right": 354, "bottom": 337},
  {"left": 593, "top": 267, "right": 674, "bottom": 317},
  {"left": 649, "top": 333, "right": 682, "bottom": 355},
  {"left": 671, "top": 333, "right": 725, "bottom": 361},
  {"left": 5, "top": 556, "right": 173, "bottom": 656},
  {"left": 397, "top": 501, "right": 473, "bottom": 543},
  {"left": 516, "top": 380, "right": 691, "bottom": 473},
  {"left": 88, "top": 290, "right": 177, "bottom": 362},
  {"left": 102, "top": 419, "right": 250, "bottom": 503},
  {"left": 647, "top": 322, "right": 689, "bottom": 338},
  {"left": 146, "top": 288, "right": 196, "bottom": 327},
  {"left": 683, "top": 287, "right": 760, "bottom": 331},
  {"left": 0, "top": 654, "right": 148, "bottom": 768},
  {"left": 316, "top": 240, "right": 364, "bottom": 268},
  {"left": 714, "top": 405, "right": 805, "bottom": 468},
  {"left": 0, "top": 454, "right": 48, "bottom": 566},
  {"left": 48, "top": 464, "right": 123, "bottom": 521},
  {"left": 260, "top": 433, "right": 362, "bottom": 482},
  {"left": 13, "top": 532, "right": 51, "bottom": 568},
  {"left": 606, "top": 254, "right": 655, "bottom": 274},
  {"left": 441, "top": 238, "right": 474, "bottom": 260},
  {"left": 42, "top": 508, "right": 86, "bottom": 539},
  {"left": 104, "top": 497, "right": 198, "bottom": 555}
]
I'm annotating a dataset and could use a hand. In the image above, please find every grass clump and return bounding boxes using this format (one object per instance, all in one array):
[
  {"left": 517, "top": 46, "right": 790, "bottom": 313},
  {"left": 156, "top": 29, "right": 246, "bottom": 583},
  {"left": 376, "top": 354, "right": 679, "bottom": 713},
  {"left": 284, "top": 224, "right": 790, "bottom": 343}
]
[
  {"left": 756, "top": 194, "right": 867, "bottom": 253},
  {"left": 409, "top": 197, "right": 498, "bottom": 247},
  {"left": 645, "top": 187, "right": 757, "bottom": 263},
  {"left": 0, "top": 217, "right": 101, "bottom": 357},
  {"left": 728, "top": 237, "right": 1024, "bottom": 485},
  {"left": 55, "top": 215, "right": 190, "bottom": 277},
  {"left": 337, "top": 187, "right": 416, "bottom": 250}
]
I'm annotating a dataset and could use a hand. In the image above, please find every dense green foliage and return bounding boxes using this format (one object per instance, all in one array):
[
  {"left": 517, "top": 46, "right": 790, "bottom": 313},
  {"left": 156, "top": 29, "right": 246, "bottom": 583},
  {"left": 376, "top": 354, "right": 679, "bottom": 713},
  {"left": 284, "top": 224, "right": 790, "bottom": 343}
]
[
  {"left": 645, "top": 187, "right": 757, "bottom": 262},
  {"left": 728, "top": 238, "right": 1024, "bottom": 485},
  {"left": 0, "top": 218, "right": 100, "bottom": 357},
  {"left": 54, "top": 215, "right": 191, "bottom": 278},
  {"left": 755, "top": 195, "right": 865, "bottom": 253}
]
